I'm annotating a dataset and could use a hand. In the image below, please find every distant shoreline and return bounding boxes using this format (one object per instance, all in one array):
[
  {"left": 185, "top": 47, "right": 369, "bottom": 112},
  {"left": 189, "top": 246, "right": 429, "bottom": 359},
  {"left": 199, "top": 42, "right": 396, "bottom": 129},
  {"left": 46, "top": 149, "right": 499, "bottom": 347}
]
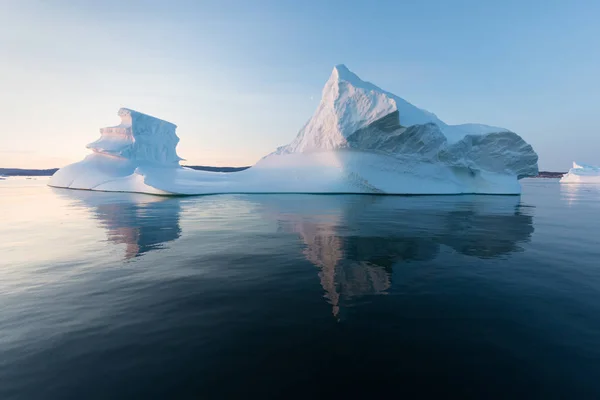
[
  {"left": 533, "top": 171, "right": 565, "bottom": 178},
  {"left": 0, "top": 167, "right": 564, "bottom": 178}
]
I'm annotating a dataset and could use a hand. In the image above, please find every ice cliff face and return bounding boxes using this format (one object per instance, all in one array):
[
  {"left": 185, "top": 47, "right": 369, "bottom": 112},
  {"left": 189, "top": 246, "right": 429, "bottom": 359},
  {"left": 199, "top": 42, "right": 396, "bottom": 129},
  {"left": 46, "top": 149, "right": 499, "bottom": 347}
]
[
  {"left": 49, "top": 109, "right": 182, "bottom": 194},
  {"left": 273, "top": 65, "right": 538, "bottom": 179},
  {"left": 87, "top": 108, "right": 182, "bottom": 166},
  {"left": 560, "top": 162, "right": 600, "bottom": 183}
]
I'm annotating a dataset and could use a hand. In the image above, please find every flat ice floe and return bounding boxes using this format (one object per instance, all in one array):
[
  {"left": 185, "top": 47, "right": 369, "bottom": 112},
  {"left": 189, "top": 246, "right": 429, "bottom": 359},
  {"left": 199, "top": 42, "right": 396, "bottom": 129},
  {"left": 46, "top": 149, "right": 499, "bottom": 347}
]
[{"left": 49, "top": 65, "right": 539, "bottom": 195}]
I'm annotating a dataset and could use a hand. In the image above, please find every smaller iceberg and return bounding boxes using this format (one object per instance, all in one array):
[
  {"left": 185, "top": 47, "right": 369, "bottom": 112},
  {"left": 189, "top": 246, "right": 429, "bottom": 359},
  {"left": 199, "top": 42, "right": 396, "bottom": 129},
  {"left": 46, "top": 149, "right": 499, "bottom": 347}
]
[
  {"left": 50, "top": 108, "right": 183, "bottom": 195},
  {"left": 560, "top": 162, "right": 600, "bottom": 183}
]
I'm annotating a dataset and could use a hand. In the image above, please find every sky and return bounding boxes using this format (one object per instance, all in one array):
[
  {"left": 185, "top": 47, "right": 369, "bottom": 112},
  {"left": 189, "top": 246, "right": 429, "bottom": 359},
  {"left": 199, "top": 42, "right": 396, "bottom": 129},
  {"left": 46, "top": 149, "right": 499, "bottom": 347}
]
[{"left": 1, "top": 0, "right": 599, "bottom": 170}]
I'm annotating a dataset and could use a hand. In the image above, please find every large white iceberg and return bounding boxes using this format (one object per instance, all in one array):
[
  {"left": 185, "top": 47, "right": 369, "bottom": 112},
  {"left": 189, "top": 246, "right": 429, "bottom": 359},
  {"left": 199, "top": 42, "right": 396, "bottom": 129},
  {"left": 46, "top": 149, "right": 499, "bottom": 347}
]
[
  {"left": 50, "top": 65, "right": 538, "bottom": 195},
  {"left": 560, "top": 162, "right": 600, "bottom": 183}
]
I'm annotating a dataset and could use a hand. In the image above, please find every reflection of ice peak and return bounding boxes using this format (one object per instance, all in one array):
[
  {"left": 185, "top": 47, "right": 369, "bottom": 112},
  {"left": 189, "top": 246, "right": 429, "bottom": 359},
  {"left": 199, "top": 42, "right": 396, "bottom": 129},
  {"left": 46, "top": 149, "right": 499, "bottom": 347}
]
[
  {"left": 263, "top": 195, "right": 534, "bottom": 317},
  {"left": 279, "top": 216, "right": 345, "bottom": 316},
  {"left": 278, "top": 210, "right": 392, "bottom": 318},
  {"left": 107, "top": 226, "right": 141, "bottom": 260}
]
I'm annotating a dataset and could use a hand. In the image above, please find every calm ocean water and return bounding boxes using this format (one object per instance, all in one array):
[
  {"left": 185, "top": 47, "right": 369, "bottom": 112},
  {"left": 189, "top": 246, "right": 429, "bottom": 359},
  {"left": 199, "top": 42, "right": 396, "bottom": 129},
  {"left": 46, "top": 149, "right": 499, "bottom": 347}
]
[{"left": 1, "top": 177, "right": 600, "bottom": 399}]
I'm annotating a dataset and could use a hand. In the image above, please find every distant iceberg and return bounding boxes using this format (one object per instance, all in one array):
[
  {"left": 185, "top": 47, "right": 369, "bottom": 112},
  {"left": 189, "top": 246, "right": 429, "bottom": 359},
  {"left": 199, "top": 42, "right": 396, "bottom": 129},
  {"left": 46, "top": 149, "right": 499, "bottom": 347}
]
[
  {"left": 560, "top": 162, "right": 600, "bottom": 183},
  {"left": 49, "top": 65, "right": 538, "bottom": 195}
]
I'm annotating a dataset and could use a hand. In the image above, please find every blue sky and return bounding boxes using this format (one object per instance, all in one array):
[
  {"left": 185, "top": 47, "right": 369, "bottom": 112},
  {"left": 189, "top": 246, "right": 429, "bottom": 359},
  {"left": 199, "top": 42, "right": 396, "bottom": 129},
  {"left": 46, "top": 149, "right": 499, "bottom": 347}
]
[{"left": 1, "top": 0, "right": 598, "bottom": 170}]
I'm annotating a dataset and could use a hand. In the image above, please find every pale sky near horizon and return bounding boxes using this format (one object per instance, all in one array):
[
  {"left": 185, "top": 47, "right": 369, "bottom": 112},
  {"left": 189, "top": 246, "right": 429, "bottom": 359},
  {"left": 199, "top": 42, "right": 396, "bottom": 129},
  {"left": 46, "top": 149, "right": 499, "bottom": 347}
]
[{"left": 1, "top": 0, "right": 599, "bottom": 170}]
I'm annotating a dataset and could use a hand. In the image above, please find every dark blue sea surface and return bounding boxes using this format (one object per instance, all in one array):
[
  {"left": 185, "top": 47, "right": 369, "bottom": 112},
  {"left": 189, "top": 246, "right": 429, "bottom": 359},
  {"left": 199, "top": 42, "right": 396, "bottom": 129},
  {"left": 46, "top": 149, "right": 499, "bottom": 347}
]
[{"left": 1, "top": 178, "right": 600, "bottom": 399}]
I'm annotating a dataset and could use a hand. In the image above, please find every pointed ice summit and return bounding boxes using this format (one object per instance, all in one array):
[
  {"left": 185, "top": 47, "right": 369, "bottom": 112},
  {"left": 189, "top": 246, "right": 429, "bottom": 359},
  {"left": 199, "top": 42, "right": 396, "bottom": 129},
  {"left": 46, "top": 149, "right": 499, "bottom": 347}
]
[
  {"left": 271, "top": 64, "right": 537, "bottom": 179},
  {"left": 278, "top": 64, "right": 444, "bottom": 153},
  {"left": 50, "top": 65, "right": 538, "bottom": 195}
]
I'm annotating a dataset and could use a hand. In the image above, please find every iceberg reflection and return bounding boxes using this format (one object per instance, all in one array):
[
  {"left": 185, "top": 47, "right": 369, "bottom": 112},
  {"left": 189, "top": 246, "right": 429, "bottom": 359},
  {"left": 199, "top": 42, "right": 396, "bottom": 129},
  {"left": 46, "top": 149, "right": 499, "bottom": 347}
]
[
  {"left": 263, "top": 195, "right": 535, "bottom": 317},
  {"left": 50, "top": 189, "right": 535, "bottom": 316},
  {"left": 53, "top": 189, "right": 182, "bottom": 259},
  {"left": 560, "top": 182, "right": 600, "bottom": 207}
]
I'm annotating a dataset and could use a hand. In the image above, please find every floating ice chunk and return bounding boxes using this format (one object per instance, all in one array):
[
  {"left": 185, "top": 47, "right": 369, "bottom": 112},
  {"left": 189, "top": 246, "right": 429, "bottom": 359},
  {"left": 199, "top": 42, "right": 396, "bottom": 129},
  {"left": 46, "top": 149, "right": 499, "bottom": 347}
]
[{"left": 560, "top": 162, "right": 600, "bottom": 183}]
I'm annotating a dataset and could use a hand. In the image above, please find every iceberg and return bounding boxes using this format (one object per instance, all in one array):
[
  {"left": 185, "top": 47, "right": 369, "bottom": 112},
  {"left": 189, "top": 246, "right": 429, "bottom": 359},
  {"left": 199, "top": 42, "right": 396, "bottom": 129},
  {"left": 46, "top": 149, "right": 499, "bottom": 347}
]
[
  {"left": 49, "top": 65, "right": 538, "bottom": 195},
  {"left": 49, "top": 108, "right": 182, "bottom": 195},
  {"left": 560, "top": 162, "right": 600, "bottom": 183}
]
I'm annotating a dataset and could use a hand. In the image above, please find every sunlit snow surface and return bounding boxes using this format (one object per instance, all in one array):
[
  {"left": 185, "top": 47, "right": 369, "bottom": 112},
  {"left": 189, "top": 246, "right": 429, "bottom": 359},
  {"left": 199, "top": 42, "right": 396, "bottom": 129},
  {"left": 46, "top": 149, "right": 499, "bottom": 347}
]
[
  {"left": 50, "top": 65, "right": 538, "bottom": 195},
  {"left": 560, "top": 162, "right": 600, "bottom": 184}
]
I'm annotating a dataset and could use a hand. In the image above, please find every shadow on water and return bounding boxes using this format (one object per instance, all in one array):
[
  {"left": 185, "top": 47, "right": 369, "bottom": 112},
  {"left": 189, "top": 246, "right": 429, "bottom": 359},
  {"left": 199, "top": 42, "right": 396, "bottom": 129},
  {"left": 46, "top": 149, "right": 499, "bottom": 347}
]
[
  {"left": 252, "top": 194, "right": 535, "bottom": 317},
  {"left": 53, "top": 189, "right": 183, "bottom": 259}
]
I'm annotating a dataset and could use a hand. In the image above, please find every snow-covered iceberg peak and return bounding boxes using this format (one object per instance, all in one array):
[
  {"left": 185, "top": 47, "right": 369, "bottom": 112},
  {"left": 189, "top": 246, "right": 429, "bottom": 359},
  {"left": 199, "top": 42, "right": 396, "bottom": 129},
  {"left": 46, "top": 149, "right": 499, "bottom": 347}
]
[
  {"left": 560, "top": 162, "right": 600, "bottom": 183},
  {"left": 279, "top": 64, "right": 446, "bottom": 153},
  {"left": 572, "top": 162, "right": 599, "bottom": 171},
  {"left": 276, "top": 64, "right": 530, "bottom": 156},
  {"left": 272, "top": 64, "right": 538, "bottom": 181},
  {"left": 87, "top": 108, "right": 182, "bottom": 166}
]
